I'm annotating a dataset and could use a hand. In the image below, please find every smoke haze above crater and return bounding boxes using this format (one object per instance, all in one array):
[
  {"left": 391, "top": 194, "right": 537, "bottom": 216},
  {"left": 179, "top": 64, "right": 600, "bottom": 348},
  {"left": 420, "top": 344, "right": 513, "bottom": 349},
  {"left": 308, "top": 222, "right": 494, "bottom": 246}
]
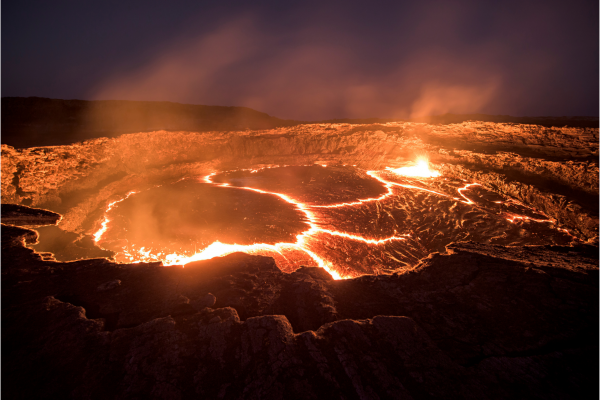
[{"left": 2, "top": 1, "right": 598, "bottom": 120}]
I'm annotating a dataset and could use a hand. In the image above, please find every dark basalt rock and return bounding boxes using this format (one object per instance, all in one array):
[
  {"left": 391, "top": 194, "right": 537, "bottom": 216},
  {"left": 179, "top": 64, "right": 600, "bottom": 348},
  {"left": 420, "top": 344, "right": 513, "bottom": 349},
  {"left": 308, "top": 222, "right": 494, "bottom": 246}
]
[
  {"left": 1, "top": 203, "right": 61, "bottom": 226},
  {"left": 2, "top": 213, "right": 597, "bottom": 399},
  {"left": 439, "top": 163, "right": 599, "bottom": 242}
]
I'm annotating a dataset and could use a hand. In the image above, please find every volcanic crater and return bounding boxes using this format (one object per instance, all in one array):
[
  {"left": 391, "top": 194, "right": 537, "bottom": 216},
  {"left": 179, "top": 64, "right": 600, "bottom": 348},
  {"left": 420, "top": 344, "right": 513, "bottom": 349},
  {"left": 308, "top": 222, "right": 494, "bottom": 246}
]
[{"left": 2, "top": 120, "right": 599, "bottom": 399}]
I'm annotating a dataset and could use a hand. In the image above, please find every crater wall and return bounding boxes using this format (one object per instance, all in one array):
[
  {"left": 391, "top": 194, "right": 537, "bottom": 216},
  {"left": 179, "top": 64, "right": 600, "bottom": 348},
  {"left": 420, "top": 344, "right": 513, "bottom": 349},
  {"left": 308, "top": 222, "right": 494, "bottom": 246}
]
[{"left": 2, "top": 121, "right": 597, "bottom": 241}]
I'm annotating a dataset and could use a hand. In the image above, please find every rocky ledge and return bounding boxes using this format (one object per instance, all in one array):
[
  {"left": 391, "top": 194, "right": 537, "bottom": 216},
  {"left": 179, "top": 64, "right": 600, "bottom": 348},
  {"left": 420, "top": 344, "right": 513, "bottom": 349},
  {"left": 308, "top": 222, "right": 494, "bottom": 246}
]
[
  {"left": 1, "top": 203, "right": 61, "bottom": 226},
  {"left": 2, "top": 212, "right": 598, "bottom": 399}
]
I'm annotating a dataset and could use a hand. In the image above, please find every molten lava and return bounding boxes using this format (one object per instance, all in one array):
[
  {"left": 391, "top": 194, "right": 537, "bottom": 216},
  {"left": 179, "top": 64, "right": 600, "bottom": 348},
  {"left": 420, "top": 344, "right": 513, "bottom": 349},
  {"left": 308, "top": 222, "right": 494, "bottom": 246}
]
[
  {"left": 387, "top": 158, "right": 441, "bottom": 178},
  {"left": 92, "top": 191, "right": 138, "bottom": 242},
  {"left": 92, "top": 162, "right": 576, "bottom": 279}
]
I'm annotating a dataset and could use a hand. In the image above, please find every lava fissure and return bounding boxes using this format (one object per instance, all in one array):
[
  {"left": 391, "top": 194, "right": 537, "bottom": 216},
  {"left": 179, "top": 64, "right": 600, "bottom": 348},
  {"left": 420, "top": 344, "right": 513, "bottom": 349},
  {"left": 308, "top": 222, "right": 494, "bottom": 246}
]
[
  {"left": 93, "top": 190, "right": 139, "bottom": 242},
  {"left": 90, "top": 161, "right": 575, "bottom": 280}
]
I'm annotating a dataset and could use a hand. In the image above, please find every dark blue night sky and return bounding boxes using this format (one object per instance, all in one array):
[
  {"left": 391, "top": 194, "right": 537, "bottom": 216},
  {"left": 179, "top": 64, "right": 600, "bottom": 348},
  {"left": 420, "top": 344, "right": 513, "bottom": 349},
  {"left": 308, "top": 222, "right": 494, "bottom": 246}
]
[{"left": 2, "top": 0, "right": 598, "bottom": 119}]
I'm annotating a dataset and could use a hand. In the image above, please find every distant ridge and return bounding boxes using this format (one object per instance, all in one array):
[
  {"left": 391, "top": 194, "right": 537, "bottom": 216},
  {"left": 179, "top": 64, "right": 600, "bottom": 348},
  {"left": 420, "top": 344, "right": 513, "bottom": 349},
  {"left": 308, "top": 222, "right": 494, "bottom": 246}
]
[
  {"left": 320, "top": 113, "right": 599, "bottom": 128},
  {"left": 1, "top": 97, "right": 300, "bottom": 148},
  {"left": 2, "top": 97, "right": 598, "bottom": 148}
]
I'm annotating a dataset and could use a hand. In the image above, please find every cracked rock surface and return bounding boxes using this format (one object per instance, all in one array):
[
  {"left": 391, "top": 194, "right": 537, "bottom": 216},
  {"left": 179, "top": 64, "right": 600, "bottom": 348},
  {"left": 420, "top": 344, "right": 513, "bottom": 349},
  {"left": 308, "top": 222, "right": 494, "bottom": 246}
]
[
  {"left": 2, "top": 216, "right": 597, "bottom": 399},
  {"left": 1, "top": 120, "right": 598, "bottom": 398},
  {"left": 1, "top": 121, "right": 597, "bottom": 242}
]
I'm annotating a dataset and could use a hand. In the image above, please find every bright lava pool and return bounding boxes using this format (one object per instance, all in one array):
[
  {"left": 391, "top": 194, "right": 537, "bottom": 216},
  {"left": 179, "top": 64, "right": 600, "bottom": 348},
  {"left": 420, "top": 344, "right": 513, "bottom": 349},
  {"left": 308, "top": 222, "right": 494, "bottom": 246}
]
[{"left": 85, "top": 163, "right": 575, "bottom": 279}]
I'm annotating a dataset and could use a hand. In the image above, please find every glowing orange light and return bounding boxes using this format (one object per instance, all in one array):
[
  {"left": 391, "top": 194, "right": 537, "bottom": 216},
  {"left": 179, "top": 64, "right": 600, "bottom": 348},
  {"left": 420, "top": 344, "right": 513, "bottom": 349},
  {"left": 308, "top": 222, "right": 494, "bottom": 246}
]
[
  {"left": 94, "top": 163, "right": 564, "bottom": 280},
  {"left": 457, "top": 183, "right": 480, "bottom": 204},
  {"left": 387, "top": 158, "right": 440, "bottom": 178},
  {"left": 312, "top": 172, "right": 394, "bottom": 208},
  {"left": 99, "top": 170, "right": 414, "bottom": 279},
  {"left": 93, "top": 191, "right": 138, "bottom": 243},
  {"left": 97, "top": 166, "right": 465, "bottom": 279},
  {"left": 504, "top": 213, "right": 553, "bottom": 224}
]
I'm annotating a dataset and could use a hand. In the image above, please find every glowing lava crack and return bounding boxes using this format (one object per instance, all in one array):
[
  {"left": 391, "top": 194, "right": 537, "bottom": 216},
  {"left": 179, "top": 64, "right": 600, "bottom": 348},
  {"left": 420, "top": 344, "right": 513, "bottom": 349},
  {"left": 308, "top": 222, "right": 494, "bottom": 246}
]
[
  {"left": 92, "top": 190, "right": 139, "bottom": 242},
  {"left": 92, "top": 161, "right": 574, "bottom": 279},
  {"left": 93, "top": 169, "right": 413, "bottom": 280}
]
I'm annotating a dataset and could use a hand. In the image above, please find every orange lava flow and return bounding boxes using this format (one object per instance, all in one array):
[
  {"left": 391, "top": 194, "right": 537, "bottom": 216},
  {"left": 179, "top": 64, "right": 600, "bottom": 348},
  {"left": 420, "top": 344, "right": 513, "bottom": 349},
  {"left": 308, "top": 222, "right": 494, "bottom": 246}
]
[
  {"left": 457, "top": 183, "right": 480, "bottom": 204},
  {"left": 491, "top": 195, "right": 555, "bottom": 224},
  {"left": 92, "top": 160, "right": 561, "bottom": 279},
  {"left": 194, "top": 172, "right": 411, "bottom": 279},
  {"left": 387, "top": 158, "right": 441, "bottom": 178},
  {"left": 311, "top": 172, "right": 395, "bottom": 208},
  {"left": 368, "top": 170, "right": 460, "bottom": 201},
  {"left": 504, "top": 213, "right": 554, "bottom": 224},
  {"left": 93, "top": 191, "right": 139, "bottom": 243}
]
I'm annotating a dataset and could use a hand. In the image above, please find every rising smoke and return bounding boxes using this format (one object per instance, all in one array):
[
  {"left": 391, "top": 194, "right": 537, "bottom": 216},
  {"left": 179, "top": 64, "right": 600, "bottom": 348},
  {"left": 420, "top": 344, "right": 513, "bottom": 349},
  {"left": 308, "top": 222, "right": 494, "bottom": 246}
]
[
  {"left": 3, "top": 2, "right": 597, "bottom": 120},
  {"left": 89, "top": 12, "right": 506, "bottom": 120}
]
